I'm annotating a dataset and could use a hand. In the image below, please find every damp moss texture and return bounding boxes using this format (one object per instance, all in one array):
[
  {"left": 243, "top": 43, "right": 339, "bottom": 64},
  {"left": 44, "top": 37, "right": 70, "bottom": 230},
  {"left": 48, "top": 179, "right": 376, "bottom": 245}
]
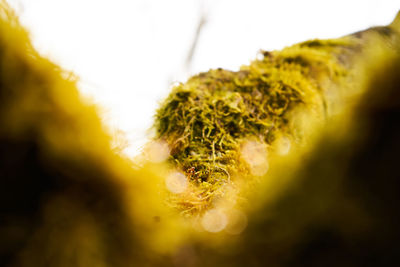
[{"left": 154, "top": 35, "right": 365, "bottom": 214}]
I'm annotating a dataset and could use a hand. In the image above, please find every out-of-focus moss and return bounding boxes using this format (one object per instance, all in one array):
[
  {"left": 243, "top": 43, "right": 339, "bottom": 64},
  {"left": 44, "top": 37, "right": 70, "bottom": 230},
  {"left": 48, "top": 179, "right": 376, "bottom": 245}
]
[
  {"left": 0, "top": 2, "right": 186, "bottom": 266},
  {"left": 190, "top": 28, "right": 400, "bottom": 267}
]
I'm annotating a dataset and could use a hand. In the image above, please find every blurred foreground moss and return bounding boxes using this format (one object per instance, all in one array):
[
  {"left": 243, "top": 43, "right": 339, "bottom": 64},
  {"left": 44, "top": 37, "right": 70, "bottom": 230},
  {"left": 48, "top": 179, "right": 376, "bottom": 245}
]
[
  {"left": 1, "top": 1, "right": 400, "bottom": 266},
  {"left": 0, "top": 2, "right": 187, "bottom": 266},
  {"left": 191, "top": 35, "right": 400, "bottom": 267}
]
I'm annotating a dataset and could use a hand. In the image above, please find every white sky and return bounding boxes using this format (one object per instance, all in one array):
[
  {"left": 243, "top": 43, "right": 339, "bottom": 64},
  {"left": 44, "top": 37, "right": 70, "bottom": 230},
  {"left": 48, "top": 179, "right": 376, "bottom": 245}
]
[{"left": 6, "top": 0, "right": 400, "bottom": 156}]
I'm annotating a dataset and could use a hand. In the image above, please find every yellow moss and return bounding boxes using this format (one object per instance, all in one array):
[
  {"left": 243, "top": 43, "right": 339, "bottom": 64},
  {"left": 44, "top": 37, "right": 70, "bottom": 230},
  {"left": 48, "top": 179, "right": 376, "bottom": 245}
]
[
  {"left": 154, "top": 31, "right": 362, "bottom": 216},
  {"left": 0, "top": 2, "right": 187, "bottom": 265},
  {"left": 2, "top": 1, "right": 400, "bottom": 265}
]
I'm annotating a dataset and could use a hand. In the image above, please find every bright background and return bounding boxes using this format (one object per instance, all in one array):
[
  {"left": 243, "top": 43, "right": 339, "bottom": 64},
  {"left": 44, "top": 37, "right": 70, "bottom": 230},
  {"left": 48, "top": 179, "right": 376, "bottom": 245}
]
[{"left": 6, "top": 0, "right": 400, "bottom": 156}]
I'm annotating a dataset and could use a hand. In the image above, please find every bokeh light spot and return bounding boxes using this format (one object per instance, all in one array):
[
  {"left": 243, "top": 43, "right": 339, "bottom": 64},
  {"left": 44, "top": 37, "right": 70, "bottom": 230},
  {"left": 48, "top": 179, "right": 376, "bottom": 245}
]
[
  {"left": 241, "top": 140, "right": 269, "bottom": 176},
  {"left": 225, "top": 209, "right": 248, "bottom": 235},
  {"left": 201, "top": 209, "right": 228, "bottom": 233},
  {"left": 276, "top": 136, "right": 291, "bottom": 155},
  {"left": 145, "top": 140, "right": 170, "bottom": 163},
  {"left": 165, "top": 171, "right": 188, "bottom": 194}
]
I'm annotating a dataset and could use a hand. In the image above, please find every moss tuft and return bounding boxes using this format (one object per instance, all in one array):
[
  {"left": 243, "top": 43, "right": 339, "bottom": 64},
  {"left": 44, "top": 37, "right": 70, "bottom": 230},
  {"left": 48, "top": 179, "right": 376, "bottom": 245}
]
[{"left": 154, "top": 37, "right": 361, "bottom": 215}]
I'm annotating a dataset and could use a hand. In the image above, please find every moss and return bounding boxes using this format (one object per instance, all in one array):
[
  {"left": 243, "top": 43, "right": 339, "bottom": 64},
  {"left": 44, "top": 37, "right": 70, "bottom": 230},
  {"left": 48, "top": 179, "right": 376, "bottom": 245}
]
[
  {"left": 0, "top": 2, "right": 185, "bottom": 265},
  {"left": 154, "top": 36, "right": 361, "bottom": 215},
  {"left": 2, "top": 1, "right": 400, "bottom": 264}
]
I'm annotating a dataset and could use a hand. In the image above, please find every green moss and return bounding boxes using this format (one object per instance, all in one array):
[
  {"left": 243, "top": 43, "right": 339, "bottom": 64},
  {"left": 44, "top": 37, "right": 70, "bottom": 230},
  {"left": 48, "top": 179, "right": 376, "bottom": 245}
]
[{"left": 154, "top": 36, "right": 360, "bottom": 215}]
